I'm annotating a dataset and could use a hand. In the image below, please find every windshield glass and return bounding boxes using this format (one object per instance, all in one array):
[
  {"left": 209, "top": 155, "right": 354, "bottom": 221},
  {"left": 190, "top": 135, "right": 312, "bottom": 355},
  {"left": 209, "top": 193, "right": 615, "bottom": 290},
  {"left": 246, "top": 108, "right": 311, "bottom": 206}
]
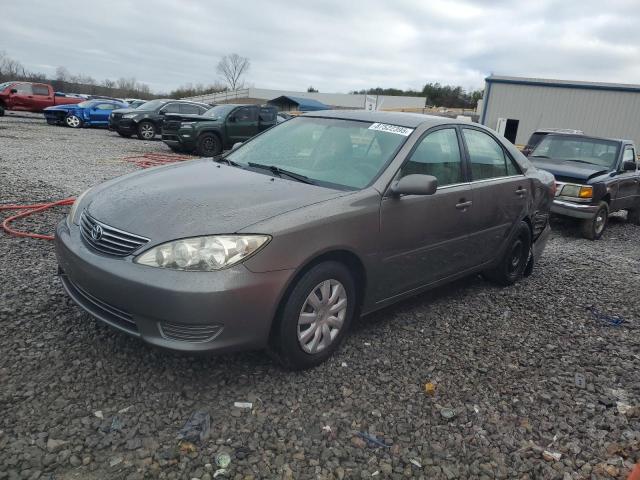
[
  {"left": 531, "top": 136, "right": 620, "bottom": 167},
  {"left": 136, "top": 99, "right": 166, "bottom": 111},
  {"left": 226, "top": 116, "right": 410, "bottom": 189},
  {"left": 204, "top": 104, "right": 236, "bottom": 119}
]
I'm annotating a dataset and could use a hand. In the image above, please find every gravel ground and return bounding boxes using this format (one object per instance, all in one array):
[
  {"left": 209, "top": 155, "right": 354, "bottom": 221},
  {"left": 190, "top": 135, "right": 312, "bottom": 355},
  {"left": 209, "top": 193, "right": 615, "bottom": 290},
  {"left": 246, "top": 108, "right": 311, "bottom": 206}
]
[{"left": 1, "top": 112, "right": 639, "bottom": 480}]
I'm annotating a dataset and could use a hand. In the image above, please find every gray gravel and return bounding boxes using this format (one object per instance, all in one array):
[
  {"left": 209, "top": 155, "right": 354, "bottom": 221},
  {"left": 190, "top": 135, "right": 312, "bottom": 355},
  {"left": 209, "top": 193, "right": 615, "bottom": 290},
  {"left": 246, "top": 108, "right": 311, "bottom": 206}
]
[{"left": 1, "top": 112, "right": 639, "bottom": 480}]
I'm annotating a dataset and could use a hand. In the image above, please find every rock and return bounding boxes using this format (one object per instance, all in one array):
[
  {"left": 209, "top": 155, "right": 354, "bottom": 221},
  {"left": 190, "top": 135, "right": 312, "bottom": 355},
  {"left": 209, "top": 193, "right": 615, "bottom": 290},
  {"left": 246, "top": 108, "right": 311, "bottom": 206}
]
[
  {"left": 46, "top": 439, "right": 68, "bottom": 453},
  {"left": 350, "top": 437, "right": 367, "bottom": 449}
]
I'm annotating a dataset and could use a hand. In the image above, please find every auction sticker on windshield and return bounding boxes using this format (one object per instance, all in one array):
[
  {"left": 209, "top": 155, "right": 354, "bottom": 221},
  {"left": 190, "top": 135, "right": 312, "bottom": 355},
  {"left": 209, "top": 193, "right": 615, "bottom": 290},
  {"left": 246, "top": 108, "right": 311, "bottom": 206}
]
[{"left": 368, "top": 123, "right": 414, "bottom": 136}]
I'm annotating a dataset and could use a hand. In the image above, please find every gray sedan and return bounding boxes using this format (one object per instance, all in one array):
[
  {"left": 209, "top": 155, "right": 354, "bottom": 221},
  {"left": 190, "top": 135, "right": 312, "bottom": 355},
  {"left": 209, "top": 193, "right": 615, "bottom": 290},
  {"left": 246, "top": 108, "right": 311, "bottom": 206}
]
[{"left": 56, "top": 111, "right": 554, "bottom": 369}]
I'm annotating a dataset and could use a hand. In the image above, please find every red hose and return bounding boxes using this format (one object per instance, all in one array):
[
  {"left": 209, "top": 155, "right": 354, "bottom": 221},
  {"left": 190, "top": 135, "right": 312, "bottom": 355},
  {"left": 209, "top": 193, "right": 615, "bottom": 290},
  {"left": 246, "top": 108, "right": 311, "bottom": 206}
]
[
  {"left": 1, "top": 153, "right": 191, "bottom": 241},
  {"left": 1, "top": 198, "right": 75, "bottom": 241}
]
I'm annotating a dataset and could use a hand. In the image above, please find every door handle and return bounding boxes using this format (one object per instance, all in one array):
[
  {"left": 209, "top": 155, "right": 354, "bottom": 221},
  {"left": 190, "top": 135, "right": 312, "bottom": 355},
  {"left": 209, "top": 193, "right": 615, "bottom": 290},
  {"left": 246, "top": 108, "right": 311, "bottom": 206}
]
[
  {"left": 515, "top": 187, "right": 527, "bottom": 196},
  {"left": 455, "top": 200, "right": 473, "bottom": 210}
]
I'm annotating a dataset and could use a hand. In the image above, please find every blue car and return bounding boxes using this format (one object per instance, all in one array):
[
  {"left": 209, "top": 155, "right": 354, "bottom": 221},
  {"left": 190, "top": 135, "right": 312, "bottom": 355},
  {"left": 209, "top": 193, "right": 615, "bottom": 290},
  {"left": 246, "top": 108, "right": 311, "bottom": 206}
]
[{"left": 44, "top": 99, "right": 129, "bottom": 128}]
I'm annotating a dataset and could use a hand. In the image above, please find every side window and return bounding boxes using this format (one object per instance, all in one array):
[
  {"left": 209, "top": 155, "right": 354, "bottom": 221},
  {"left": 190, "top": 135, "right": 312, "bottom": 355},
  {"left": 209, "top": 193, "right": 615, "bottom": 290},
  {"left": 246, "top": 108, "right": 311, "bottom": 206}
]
[
  {"left": 96, "top": 103, "right": 116, "bottom": 110},
  {"left": 234, "top": 107, "right": 257, "bottom": 122},
  {"left": 400, "top": 128, "right": 463, "bottom": 187},
  {"left": 463, "top": 129, "right": 519, "bottom": 181},
  {"left": 13, "top": 83, "right": 33, "bottom": 95},
  {"left": 33, "top": 84, "right": 49, "bottom": 96},
  {"left": 180, "top": 104, "right": 201, "bottom": 114},
  {"left": 162, "top": 103, "right": 181, "bottom": 114},
  {"left": 623, "top": 147, "right": 636, "bottom": 162}
]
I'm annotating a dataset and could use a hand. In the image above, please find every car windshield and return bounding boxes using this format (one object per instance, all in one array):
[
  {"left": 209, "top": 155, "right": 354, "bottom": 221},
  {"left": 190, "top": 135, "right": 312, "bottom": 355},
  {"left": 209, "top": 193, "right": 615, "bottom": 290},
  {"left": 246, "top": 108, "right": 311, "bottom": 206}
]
[
  {"left": 135, "top": 99, "right": 167, "bottom": 111},
  {"left": 225, "top": 116, "right": 410, "bottom": 189},
  {"left": 203, "top": 104, "right": 236, "bottom": 119},
  {"left": 531, "top": 136, "right": 620, "bottom": 168}
]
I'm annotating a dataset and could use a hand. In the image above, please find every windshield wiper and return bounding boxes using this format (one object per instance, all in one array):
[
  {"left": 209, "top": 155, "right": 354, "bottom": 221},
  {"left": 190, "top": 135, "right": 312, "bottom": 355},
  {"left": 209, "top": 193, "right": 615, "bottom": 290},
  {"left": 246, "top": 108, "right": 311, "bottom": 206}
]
[
  {"left": 530, "top": 155, "right": 549, "bottom": 158},
  {"left": 247, "top": 162, "right": 315, "bottom": 184},
  {"left": 214, "top": 156, "right": 241, "bottom": 167},
  {"left": 565, "top": 159, "right": 597, "bottom": 165}
]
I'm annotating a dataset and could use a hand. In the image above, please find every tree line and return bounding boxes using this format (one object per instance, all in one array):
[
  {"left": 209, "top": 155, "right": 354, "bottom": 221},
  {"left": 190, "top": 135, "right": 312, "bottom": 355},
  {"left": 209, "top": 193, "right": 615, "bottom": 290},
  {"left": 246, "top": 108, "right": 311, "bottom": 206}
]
[{"left": 352, "top": 83, "right": 484, "bottom": 109}]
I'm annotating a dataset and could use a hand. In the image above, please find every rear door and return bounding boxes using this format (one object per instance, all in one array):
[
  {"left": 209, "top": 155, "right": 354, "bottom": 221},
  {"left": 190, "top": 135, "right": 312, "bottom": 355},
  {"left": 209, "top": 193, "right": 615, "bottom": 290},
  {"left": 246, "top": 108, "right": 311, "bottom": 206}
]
[
  {"left": 227, "top": 106, "right": 259, "bottom": 142},
  {"left": 32, "top": 84, "right": 53, "bottom": 110},
  {"left": 460, "top": 127, "right": 529, "bottom": 266},
  {"left": 378, "top": 127, "right": 475, "bottom": 299}
]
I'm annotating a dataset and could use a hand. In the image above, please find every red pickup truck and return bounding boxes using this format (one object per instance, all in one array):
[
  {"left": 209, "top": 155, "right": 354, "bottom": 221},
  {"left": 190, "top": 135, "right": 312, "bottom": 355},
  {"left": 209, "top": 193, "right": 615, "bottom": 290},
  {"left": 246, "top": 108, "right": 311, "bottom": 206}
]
[{"left": 0, "top": 81, "right": 83, "bottom": 116}]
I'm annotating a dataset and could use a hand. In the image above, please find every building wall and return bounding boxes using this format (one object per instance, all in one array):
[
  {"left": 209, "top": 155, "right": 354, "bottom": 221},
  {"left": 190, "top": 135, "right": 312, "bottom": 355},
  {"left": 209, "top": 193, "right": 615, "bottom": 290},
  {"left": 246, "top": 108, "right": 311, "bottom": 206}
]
[
  {"left": 184, "top": 87, "right": 426, "bottom": 110},
  {"left": 481, "top": 82, "right": 640, "bottom": 146}
]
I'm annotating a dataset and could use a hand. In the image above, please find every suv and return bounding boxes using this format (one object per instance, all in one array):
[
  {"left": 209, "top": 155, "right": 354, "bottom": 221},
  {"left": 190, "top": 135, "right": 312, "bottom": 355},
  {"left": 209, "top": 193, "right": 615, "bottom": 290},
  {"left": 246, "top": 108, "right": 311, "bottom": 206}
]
[
  {"left": 529, "top": 133, "right": 640, "bottom": 239},
  {"left": 522, "top": 128, "right": 584, "bottom": 156},
  {"left": 109, "top": 99, "right": 210, "bottom": 140},
  {"left": 161, "top": 104, "right": 278, "bottom": 155}
]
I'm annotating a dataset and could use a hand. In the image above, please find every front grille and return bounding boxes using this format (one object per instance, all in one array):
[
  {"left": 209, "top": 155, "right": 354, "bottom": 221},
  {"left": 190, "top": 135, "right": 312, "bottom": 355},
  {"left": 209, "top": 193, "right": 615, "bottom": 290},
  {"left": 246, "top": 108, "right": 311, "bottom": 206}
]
[
  {"left": 159, "top": 321, "right": 223, "bottom": 343},
  {"left": 80, "top": 211, "right": 149, "bottom": 257},
  {"left": 111, "top": 112, "right": 123, "bottom": 120},
  {"left": 60, "top": 273, "right": 138, "bottom": 333}
]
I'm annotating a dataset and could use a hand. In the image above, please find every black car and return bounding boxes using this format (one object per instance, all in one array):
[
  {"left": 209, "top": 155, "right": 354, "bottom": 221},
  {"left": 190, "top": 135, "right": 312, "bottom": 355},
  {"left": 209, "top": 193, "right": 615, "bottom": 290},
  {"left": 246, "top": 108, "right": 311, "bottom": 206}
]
[
  {"left": 109, "top": 99, "right": 210, "bottom": 140},
  {"left": 529, "top": 133, "right": 640, "bottom": 239}
]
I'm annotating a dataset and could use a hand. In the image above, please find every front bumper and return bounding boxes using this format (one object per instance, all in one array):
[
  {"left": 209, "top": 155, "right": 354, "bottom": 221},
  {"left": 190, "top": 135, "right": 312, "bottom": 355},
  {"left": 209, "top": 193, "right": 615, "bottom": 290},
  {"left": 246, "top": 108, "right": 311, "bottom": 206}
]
[
  {"left": 109, "top": 118, "right": 136, "bottom": 133},
  {"left": 551, "top": 199, "right": 599, "bottom": 219},
  {"left": 55, "top": 220, "right": 293, "bottom": 353},
  {"left": 161, "top": 131, "right": 196, "bottom": 150}
]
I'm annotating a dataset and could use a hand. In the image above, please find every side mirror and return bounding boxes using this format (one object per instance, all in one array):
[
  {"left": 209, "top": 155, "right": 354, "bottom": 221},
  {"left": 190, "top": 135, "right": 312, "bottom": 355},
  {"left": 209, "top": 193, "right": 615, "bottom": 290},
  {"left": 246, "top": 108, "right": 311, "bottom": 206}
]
[
  {"left": 390, "top": 174, "right": 438, "bottom": 197},
  {"left": 10, "top": 88, "right": 17, "bottom": 94},
  {"left": 231, "top": 142, "right": 243, "bottom": 151},
  {"left": 622, "top": 160, "right": 637, "bottom": 171}
]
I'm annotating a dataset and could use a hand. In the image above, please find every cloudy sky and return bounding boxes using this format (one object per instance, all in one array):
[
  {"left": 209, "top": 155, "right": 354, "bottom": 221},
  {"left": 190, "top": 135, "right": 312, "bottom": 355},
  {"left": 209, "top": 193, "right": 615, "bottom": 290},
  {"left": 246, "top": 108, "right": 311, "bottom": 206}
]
[{"left": 2, "top": 0, "right": 640, "bottom": 94}]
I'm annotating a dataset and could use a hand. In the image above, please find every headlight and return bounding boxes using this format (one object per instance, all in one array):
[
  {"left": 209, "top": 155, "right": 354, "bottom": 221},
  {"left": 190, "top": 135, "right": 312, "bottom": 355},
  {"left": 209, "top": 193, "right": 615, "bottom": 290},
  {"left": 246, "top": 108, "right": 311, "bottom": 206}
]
[
  {"left": 68, "top": 188, "right": 91, "bottom": 226},
  {"left": 134, "top": 235, "right": 271, "bottom": 271},
  {"left": 123, "top": 113, "right": 137, "bottom": 119},
  {"left": 560, "top": 184, "right": 592, "bottom": 199}
]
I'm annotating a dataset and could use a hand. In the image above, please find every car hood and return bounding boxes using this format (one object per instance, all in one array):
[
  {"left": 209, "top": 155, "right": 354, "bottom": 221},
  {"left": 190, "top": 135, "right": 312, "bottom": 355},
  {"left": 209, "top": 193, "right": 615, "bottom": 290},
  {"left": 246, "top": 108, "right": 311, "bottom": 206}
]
[
  {"left": 86, "top": 159, "right": 347, "bottom": 242},
  {"left": 529, "top": 158, "right": 609, "bottom": 182}
]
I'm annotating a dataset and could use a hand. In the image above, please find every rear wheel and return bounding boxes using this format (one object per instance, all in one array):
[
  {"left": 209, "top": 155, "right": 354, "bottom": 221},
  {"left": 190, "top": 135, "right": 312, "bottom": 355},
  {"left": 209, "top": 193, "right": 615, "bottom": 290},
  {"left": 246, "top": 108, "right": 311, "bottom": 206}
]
[
  {"left": 65, "top": 114, "right": 82, "bottom": 128},
  {"left": 581, "top": 201, "right": 608, "bottom": 240},
  {"left": 136, "top": 121, "right": 156, "bottom": 140},
  {"left": 270, "top": 261, "right": 356, "bottom": 370},
  {"left": 195, "top": 133, "right": 222, "bottom": 157},
  {"left": 484, "top": 222, "right": 532, "bottom": 286}
]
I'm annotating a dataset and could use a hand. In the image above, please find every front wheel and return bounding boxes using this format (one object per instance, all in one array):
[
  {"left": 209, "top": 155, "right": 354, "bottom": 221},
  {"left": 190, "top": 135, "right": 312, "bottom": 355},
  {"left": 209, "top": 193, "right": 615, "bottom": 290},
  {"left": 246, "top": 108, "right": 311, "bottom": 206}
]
[
  {"left": 0, "top": 104, "right": 5, "bottom": 116},
  {"left": 581, "top": 202, "right": 608, "bottom": 240},
  {"left": 484, "top": 222, "right": 532, "bottom": 286},
  {"left": 195, "top": 133, "right": 222, "bottom": 157},
  {"left": 270, "top": 261, "right": 356, "bottom": 370},
  {"left": 65, "top": 114, "right": 82, "bottom": 128},
  {"left": 627, "top": 205, "right": 640, "bottom": 226},
  {"left": 136, "top": 121, "right": 156, "bottom": 140}
]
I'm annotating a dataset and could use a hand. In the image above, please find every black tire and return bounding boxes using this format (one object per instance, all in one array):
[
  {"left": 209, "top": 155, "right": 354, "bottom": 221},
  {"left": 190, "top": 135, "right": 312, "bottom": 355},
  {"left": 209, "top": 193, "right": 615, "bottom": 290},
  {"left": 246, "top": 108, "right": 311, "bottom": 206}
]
[
  {"left": 627, "top": 206, "right": 640, "bottom": 226},
  {"left": 581, "top": 201, "right": 609, "bottom": 240},
  {"left": 0, "top": 104, "right": 5, "bottom": 116},
  {"left": 65, "top": 114, "right": 82, "bottom": 128},
  {"left": 117, "top": 131, "right": 132, "bottom": 138},
  {"left": 270, "top": 261, "right": 356, "bottom": 370},
  {"left": 484, "top": 222, "right": 532, "bottom": 286},
  {"left": 195, "top": 133, "right": 222, "bottom": 157},
  {"left": 136, "top": 121, "right": 156, "bottom": 140}
]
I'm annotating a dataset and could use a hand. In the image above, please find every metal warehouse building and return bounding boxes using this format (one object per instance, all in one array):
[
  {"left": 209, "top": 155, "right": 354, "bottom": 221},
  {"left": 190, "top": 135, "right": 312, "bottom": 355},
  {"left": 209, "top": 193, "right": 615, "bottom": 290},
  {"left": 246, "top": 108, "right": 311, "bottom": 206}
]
[{"left": 480, "top": 75, "right": 640, "bottom": 146}]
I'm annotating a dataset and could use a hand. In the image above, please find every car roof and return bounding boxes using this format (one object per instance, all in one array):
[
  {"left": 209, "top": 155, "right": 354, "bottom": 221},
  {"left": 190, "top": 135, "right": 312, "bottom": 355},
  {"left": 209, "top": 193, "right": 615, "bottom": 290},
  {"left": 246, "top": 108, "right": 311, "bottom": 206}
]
[{"left": 302, "top": 110, "right": 459, "bottom": 128}]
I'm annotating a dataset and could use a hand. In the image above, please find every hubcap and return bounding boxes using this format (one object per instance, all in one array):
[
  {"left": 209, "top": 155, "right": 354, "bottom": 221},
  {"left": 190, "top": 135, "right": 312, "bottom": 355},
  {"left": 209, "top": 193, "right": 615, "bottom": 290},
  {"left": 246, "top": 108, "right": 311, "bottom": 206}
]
[
  {"left": 594, "top": 210, "right": 606, "bottom": 234},
  {"left": 297, "top": 279, "right": 347, "bottom": 354},
  {"left": 141, "top": 124, "right": 154, "bottom": 139},
  {"left": 67, "top": 116, "right": 80, "bottom": 127}
]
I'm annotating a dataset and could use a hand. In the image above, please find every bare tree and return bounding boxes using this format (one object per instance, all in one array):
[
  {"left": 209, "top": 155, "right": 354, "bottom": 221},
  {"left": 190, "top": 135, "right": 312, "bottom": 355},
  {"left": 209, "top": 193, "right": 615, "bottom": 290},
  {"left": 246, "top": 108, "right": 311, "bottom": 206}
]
[
  {"left": 216, "top": 53, "right": 250, "bottom": 91},
  {"left": 55, "top": 66, "right": 70, "bottom": 82}
]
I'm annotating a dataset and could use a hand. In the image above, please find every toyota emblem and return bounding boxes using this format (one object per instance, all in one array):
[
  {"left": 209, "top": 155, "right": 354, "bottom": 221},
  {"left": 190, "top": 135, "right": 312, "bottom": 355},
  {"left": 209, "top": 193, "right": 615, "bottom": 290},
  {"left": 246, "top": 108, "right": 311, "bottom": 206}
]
[{"left": 91, "top": 224, "right": 103, "bottom": 241}]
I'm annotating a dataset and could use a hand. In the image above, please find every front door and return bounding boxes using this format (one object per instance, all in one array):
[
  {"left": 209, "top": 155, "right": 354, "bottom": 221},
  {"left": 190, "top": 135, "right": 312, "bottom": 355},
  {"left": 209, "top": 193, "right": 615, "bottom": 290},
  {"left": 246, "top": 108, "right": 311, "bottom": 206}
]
[
  {"left": 460, "top": 127, "right": 529, "bottom": 266},
  {"left": 8, "top": 83, "right": 33, "bottom": 110},
  {"left": 227, "top": 106, "right": 259, "bottom": 143},
  {"left": 614, "top": 145, "right": 640, "bottom": 210},
  {"left": 378, "top": 127, "right": 475, "bottom": 300}
]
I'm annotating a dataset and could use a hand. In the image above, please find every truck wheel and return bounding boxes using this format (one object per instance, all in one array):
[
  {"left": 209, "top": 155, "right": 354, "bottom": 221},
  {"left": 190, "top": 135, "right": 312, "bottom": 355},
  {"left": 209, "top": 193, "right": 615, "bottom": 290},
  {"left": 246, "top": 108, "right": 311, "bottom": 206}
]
[
  {"left": 196, "top": 133, "right": 222, "bottom": 157},
  {"left": 269, "top": 261, "right": 356, "bottom": 370},
  {"left": 483, "top": 222, "right": 532, "bottom": 286},
  {"left": 581, "top": 201, "right": 608, "bottom": 240},
  {"left": 65, "top": 114, "right": 82, "bottom": 128},
  {"left": 0, "top": 104, "right": 4, "bottom": 116},
  {"left": 627, "top": 206, "right": 640, "bottom": 226},
  {"left": 136, "top": 121, "right": 156, "bottom": 140}
]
